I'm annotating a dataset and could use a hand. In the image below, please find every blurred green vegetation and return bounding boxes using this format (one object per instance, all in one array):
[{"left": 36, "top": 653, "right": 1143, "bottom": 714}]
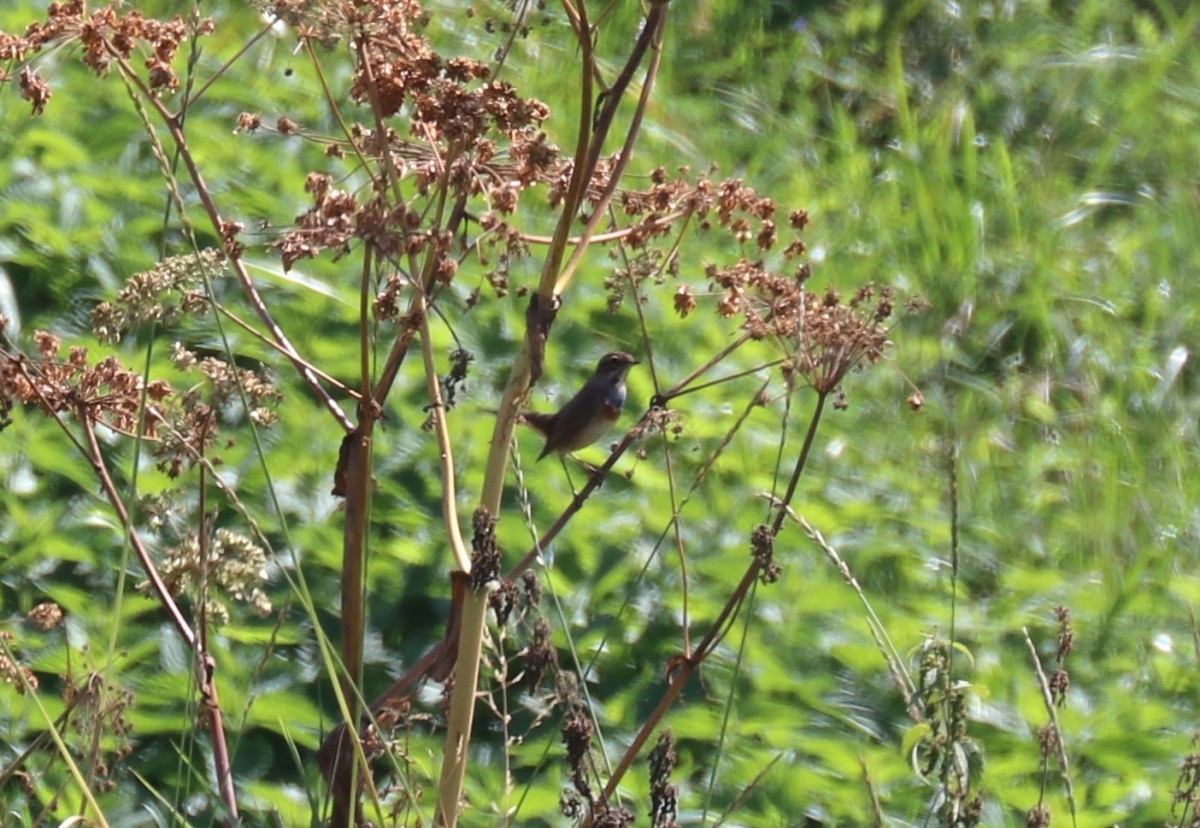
[{"left": 2, "top": 0, "right": 1199, "bottom": 825}]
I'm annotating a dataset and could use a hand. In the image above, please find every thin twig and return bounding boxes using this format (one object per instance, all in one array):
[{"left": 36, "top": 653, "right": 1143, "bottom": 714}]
[
  {"left": 774, "top": 502, "right": 919, "bottom": 717},
  {"left": 417, "top": 295, "right": 470, "bottom": 572},
  {"left": 78, "top": 405, "right": 196, "bottom": 647},
  {"left": 1022, "top": 627, "right": 1080, "bottom": 828},
  {"left": 105, "top": 44, "right": 352, "bottom": 433},
  {"left": 517, "top": 211, "right": 687, "bottom": 246},
  {"left": 186, "top": 17, "right": 277, "bottom": 108}
]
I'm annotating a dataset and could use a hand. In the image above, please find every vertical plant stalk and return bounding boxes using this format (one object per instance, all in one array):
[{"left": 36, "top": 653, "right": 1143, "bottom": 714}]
[
  {"left": 433, "top": 4, "right": 672, "bottom": 823},
  {"left": 554, "top": 0, "right": 669, "bottom": 295},
  {"left": 326, "top": 248, "right": 382, "bottom": 828},
  {"left": 415, "top": 289, "right": 477, "bottom": 820},
  {"left": 1022, "top": 628, "right": 1079, "bottom": 827},
  {"left": 325, "top": 31, "right": 477, "bottom": 819},
  {"left": 435, "top": 589, "right": 489, "bottom": 824},
  {"left": 77, "top": 405, "right": 239, "bottom": 821},
  {"left": 194, "top": 444, "right": 239, "bottom": 825},
  {"left": 417, "top": 295, "right": 471, "bottom": 574}
]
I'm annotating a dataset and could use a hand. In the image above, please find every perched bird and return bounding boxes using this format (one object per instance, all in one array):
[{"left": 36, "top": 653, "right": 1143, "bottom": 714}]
[{"left": 521, "top": 351, "right": 639, "bottom": 461}]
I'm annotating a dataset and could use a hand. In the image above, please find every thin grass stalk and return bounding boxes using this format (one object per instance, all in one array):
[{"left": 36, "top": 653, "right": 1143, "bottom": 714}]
[
  {"left": 781, "top": 506, "right": 919, "bottom": 716},
  {"left": 702, "top": 577, "right": 758, "bottom": 823},
  {"left": 711, "top": 752, "right": 785, "bottom": 828},
  {"left": 0, "top": 637, "right": 109, "bottom": 828},
  {"left": 586, "top": 391, "right": 829, "bottom": 822}
]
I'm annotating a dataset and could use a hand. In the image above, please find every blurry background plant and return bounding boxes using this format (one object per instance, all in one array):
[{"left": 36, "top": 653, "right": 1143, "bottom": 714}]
[{"left": 1, "top": 1, "right": 1198, "bottom": 827}]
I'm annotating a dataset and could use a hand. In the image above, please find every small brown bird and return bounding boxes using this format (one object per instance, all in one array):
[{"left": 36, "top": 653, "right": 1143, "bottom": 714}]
[{"left": 521, "top": 351, "right": 639, "bottom": 461}]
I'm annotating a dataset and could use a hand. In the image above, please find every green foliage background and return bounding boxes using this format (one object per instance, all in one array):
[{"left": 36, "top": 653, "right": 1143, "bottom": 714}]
[{"left": 2, "top": 0, "right": 1199, "bottom": 825}]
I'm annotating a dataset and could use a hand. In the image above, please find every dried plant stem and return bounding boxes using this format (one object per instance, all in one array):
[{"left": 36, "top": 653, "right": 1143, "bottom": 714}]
[
  {"left": 584, "top": 392, "right": 828, "bottom": 824},
  {"left": 417, "top": 294, "right": 470, "bottom": 573},
  {"left": 554, "top": 0, "right": 668, "bottom": 296},
  {"left": 79, "top": 408, "right": 195, "bottom": 648},
  {"left": 186, "top": 17, "right": 276, "bottom": 107},
  {"left": 326, "top": 251, "right": 381, "bottom": 828},
  {"left": 78, "top": 406, "right": 239, "bottom": 821},
  {"left": 106, "top": 44, "right": 353, "bottom": 433},
  {"left": 660, "top": 437, "right": 692, "bottom": 651},
  {"left": 1022, "top": 627, "right": 1080, "bottom": 828},
  {"left": 537, "top": 0, "right": 594, "bottom": 289},
  {"left": 660, "top": 333, "right": 753, "bottom": 401},
  {"left": 517, "top": 210, "right": 687, "bottom": 246},
  {"left": 213, "top": 302, "right": 361, "bottom": 399},
  {"left": 307, "top": 38, "right": 379, "bottom": 190},
  {"left": 768, "top": 391, "right": 827, "bottom": 536}
]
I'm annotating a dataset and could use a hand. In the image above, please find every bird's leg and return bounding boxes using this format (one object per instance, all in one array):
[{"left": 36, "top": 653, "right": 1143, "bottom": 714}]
[
  {"left": 568, "top": 454, "right": 605, "bottom": 488},
  {"left": 558, "top": 454, "right": 580, "bottom": 497}
]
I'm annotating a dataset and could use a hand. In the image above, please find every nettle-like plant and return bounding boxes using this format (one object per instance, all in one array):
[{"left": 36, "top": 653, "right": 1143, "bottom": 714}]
[{"left": 0, "top": 1, "right": 921, "bottom": 825}]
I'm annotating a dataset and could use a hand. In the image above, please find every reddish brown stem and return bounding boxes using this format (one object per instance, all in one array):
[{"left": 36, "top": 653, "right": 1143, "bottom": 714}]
[
  {"left": 79, "top": 406, "right": 239, "bottom": 821},
  {"left": 105, "top": 44, "right": 353, "bottom": 434},
  {"left": 585, "top": 391, "right": 828, "bottom": 821}
]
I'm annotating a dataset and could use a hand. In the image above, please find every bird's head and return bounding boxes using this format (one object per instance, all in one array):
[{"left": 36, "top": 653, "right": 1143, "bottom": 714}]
[{"left": 593, "top": 351, "right": 639, "bottom": 382}]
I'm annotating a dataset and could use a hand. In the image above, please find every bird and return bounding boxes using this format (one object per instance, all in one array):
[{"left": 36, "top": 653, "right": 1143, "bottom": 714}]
[{"left": 520, "top": 351, "right": 639, "bottom": 462}]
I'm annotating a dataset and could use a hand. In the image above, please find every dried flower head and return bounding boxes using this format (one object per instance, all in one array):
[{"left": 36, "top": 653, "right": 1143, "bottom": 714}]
[
  {"left": 0, "top": 639, "right": 38, "bottom": 694},
  {"left": 0, "top": 2, "right": 214, "bottom": 103},
  {"left": 138, "top": 528, "right": 273, "bottom": 625},
  {"left": 648, "top": 730, "right": 679, "bottom": 828},
  {"left": 27, "top": 602, "right": 64, "bottom": 631},
  {"left": 1, "top": 334, "right": 174, "bottom": 437},
  {"left": 92, "top": 250, "right": 223, "bottom": 343}
]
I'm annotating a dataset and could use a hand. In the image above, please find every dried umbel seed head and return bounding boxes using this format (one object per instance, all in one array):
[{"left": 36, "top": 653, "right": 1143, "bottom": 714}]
[
  {"left": 1, "top": 2, "right": 214, "bottom": 103},
  {"left": 1, "top": 335, "right": 175, "bottom": 438},
  {"left": 138, "top": 528, "right": 272, "bottom": 625},
  {"left": 92, "top": 250, "right": 224, "bottom": 343},
  {"left": 27, "top": 602, "right": 64, "bottom": 631}
]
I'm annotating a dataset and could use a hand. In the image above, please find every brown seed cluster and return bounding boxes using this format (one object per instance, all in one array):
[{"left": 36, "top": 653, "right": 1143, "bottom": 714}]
[
  {"left": 0, "top": 326, "right": 173, "bottom": 437},
  {"left": 27, "top": 602, "right": 65, "bottom": 631},
  {"left": 648, "top": 730, "right": 680, "bottom": 828},
  {"left": 62, "top": 672, "right": 135, "bottom": 793},
  {"left": 264, "top": 0, "right": 557, "bottom": 278},
  {"left": 0, "top": 1, "right": 214, "bottom": 113},
  {"left": 0, "top": 632, "right": 38, "bottom": 694},
  {"left": 750, "top": 523, "right": 781, "bottom": 584}
]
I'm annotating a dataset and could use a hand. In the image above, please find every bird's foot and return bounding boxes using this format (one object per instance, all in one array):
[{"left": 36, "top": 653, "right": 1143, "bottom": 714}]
[{"left": 581, "top": 460, "right": 605, "bottom": 487}]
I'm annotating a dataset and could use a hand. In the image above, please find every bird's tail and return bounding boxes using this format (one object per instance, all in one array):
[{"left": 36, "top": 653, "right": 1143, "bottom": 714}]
[{"left": 479, "top": 407, "right": 554, "bottom": 438}]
